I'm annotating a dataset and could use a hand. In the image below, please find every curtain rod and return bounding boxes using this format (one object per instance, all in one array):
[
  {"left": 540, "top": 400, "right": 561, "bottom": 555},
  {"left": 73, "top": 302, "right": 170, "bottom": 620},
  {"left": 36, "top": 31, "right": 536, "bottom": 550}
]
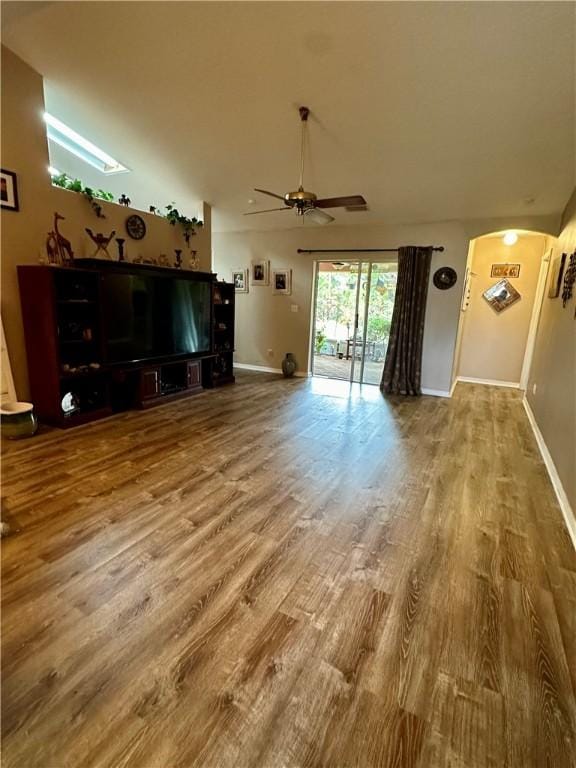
[{"left": 297, "top": 246, "right": 444, "bottom": 254}]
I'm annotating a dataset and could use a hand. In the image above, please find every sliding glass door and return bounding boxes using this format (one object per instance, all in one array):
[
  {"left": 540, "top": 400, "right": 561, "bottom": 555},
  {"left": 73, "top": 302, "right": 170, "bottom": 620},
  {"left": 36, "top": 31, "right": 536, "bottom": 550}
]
[{"left": 311, "top": 259, "right": 397, "bottom": 385}]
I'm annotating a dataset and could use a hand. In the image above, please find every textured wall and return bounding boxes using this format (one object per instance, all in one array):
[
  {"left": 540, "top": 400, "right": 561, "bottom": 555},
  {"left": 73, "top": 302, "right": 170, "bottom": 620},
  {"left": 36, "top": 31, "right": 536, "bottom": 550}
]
[{"left": 527, "top": 190, "right": 576, "bottom": 513}]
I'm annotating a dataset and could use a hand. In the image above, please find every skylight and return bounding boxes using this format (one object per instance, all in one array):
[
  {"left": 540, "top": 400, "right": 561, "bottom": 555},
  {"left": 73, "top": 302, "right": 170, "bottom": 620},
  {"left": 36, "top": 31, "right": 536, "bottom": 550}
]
[{"left": 44, "top": 113, "right": 129, "bottom": 175}]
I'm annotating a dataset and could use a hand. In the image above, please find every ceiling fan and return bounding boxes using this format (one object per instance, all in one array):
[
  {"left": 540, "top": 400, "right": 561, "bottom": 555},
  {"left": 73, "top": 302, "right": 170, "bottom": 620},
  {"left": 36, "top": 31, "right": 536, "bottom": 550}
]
[{"left": 244, "top": 106, "right": 367, "bottom": 225}]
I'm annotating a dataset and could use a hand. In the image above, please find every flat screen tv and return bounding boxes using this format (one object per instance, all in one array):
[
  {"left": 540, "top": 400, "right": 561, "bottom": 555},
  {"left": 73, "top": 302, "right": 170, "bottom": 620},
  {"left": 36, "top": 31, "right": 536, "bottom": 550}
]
[{"left": 102, "top": 272, "right": 212, "bottom": 364}]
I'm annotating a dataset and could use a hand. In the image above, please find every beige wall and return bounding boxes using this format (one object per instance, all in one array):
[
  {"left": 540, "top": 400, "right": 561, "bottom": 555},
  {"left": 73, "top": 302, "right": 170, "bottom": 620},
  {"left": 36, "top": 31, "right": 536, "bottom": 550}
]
[
  {"left": 527, "top": 190, "right": 576, "bottom": 513},
  {"left": 458, "top": 233, "right": 546, "bottom": 383},
  {"left": 213, "top": 220, "right": 471, "bottom": 394},
  {"left": 1, "top": 47, "right": 51, "bottom": 401},
  {"left": 1, "top": 47, "right": 211, "bottom": 399}
]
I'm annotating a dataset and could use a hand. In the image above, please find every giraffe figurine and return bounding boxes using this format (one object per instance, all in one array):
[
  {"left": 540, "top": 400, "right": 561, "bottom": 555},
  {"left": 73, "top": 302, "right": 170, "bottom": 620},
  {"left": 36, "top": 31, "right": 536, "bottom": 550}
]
[
  {"left": 53, "top": 213, "right": 74, "bottom": 263},
  {"left": 45, "top": 231, "right": 60, "bottom": 265}
]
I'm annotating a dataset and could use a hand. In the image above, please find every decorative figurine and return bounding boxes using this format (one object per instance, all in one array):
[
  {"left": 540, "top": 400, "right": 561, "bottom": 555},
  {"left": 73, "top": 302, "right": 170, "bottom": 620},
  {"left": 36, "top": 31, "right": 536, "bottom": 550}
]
[
  {"left": 158, "top": 253, "right": 170, "bottom": 267},
  {"left": 174, "top": 249, "right": 182, "bottom": 269},
  {"left": 149, "top": 206, "right": 158, "bottom": 215},
  {"left": 115, "top": 238, "right": 126, "bottom": 262},
  {"left": 119, "top": 194, "right": 131, "bottom": 207},
  {"left": 188, "top": 250, "right": 199, "bottom": 271},
  {"left": 85, "top": 228, "right": 116, "bottom": 259},
  {"left": 46, "top": 212, "right": 74, "bottom": 265}
]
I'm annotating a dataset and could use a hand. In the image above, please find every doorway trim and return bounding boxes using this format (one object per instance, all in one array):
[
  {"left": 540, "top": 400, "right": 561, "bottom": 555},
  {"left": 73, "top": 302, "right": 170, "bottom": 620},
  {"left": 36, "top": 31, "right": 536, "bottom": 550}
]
[
  {"left": 454, "top": 234, "right": 552, "bottom": 392},
  {"left": 519, "top": 246, "right": 552, "bottom": 390}
]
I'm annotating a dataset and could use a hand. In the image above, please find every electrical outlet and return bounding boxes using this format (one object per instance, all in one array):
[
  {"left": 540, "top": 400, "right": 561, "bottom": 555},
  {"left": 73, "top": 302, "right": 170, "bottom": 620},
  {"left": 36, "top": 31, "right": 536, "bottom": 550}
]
[
  {"left": 291, "top": 304, "right": 299, "bottom": 313},
  {"left": 532, "top": 383, "right": 537, "bottom": 395},
  {"left": 267, "top": 349, "right": 274, "bottom": 357}
]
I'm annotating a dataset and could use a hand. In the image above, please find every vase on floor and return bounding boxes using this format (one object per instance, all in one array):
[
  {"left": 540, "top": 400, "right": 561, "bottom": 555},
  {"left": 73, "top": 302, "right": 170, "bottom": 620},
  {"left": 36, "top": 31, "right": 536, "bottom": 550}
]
[
  {"left": 0, "top": 402, "right": 38, "bottom": 439},
  {"left": 282, "top": 353, "right": 297, "bottom": 378}
]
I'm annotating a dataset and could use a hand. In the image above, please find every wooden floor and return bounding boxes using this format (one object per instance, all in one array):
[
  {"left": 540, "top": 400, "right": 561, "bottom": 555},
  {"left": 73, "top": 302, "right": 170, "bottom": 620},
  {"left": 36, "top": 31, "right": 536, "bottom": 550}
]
[{"left": 2, "top": 373, "right": 575, "bottom": 768}]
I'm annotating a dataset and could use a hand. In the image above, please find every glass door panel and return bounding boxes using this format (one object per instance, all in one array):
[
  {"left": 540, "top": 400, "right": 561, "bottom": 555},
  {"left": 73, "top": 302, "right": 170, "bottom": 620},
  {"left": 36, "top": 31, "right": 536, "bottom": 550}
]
[
  {"left": 312, "top": 261, "right": 360, "bottom": 381},
  {"left": 312, "top": 259, "right": 397, "bottom": 385},
  {"left": 350, "top": 263, "right": 370, "bottom": 383},
  {"left": 358, "top": 262, "right": 398, "bottom": 385}
]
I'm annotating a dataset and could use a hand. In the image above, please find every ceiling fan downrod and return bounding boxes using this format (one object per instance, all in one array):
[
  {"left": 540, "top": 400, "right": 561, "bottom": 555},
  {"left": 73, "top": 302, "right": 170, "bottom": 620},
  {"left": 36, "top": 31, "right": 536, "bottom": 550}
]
[{"left": 298, "top": 106, "right": 310, "bottom": 192}]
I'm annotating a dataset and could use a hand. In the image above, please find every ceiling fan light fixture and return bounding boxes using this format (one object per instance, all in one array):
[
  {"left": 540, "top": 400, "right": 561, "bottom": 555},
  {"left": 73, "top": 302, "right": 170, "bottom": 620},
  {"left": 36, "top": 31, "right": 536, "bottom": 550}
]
[{"left": 304, "top": 207, "right": 334, "bottom": 225}]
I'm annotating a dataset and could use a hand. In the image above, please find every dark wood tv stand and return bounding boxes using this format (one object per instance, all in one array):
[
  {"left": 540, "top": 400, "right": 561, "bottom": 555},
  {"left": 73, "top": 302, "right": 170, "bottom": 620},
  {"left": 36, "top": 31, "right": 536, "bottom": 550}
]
[
  {"left": 116, "top": 356, "right": 210, "bottom": 410},
  {"left": 17, "top": 262, "right": 234, "bottom": 428}
]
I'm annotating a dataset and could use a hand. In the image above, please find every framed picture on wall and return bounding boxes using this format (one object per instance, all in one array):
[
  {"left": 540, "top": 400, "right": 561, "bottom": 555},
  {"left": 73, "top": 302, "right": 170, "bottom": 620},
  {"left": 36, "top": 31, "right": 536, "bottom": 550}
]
[
  {"left": 0, "top": 169, "right": 19, "bottom": 212},
  {"left": 491, "top": 263, "right": 520, "bottom": 278},
  {"left": 273, "top": 269, "right": 292, "bottom": 295},
  {"left": 251, "top": 260, "right": 269, "bottom": 286},
  {"left": 232, "top": 268, "right": 248, "bottom": 293},
  {"left": 548, "top": 252, "right": 566, "bottom": 298},
  {"left": 483, "top": 279, "right": 521, "bottom": 313}
]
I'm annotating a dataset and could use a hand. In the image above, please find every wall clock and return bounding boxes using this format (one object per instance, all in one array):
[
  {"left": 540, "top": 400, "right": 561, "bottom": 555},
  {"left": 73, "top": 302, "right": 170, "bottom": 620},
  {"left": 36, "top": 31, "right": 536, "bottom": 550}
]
[
  {"left": 433, "top": 266, "right": 457, "bottom": 290},
  {"left": 125, "top": 214, "right": 146, "bottom": 240}
]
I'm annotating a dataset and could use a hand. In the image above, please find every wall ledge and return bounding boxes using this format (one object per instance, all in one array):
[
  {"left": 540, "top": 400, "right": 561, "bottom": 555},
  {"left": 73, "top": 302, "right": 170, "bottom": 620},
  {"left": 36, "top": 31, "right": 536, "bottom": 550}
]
[{"left": 523, "top": 396, "right": 576, "bottom": 551}]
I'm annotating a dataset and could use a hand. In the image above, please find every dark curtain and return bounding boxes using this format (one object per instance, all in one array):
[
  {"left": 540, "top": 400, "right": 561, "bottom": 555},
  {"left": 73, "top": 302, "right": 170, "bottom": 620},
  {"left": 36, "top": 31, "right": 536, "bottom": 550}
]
[{"left": 380, "top": 245, "right": 432, "bottom": 396}]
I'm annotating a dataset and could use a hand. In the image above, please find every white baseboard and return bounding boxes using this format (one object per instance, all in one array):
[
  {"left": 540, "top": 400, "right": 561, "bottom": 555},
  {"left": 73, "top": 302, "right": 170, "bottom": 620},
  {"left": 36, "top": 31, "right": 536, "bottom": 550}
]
[
  {"left": 457, "top": 376, "right": 520, "bottom": 389},
  {"left": 522, "top": 397, "right": 576, "bottom": 551},
  {"left": 234, "top": 363, "right": 310, "bottom": 378},
  {"left": 421, "top": 387, "right": 452, "bottom": 398},
  {"left": 449, "top": 378, "right": 458, "bottom": 398}
]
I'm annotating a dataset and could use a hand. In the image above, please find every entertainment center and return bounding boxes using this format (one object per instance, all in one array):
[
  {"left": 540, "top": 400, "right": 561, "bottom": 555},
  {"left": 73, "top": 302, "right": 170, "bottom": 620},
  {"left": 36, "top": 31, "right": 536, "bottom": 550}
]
[{"left": 17, "top": 260, "right": 235, "bottom": 428}]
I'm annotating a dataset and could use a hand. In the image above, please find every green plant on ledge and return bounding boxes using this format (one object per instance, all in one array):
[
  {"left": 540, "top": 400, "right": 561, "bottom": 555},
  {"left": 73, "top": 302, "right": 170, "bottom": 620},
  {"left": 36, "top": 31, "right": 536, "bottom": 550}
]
[
  {"left": 165, "top": 203, "right": 203, "bottom": 245},
  {"left": 51, "top": 173, "right": 114, "bottom": 218}
]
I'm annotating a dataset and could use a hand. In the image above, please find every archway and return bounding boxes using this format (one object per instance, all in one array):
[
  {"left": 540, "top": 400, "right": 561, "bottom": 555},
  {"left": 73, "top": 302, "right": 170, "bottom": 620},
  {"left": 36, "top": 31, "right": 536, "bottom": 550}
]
[{"left": 452, "top": 229, "right": 556, "bottom": 390}]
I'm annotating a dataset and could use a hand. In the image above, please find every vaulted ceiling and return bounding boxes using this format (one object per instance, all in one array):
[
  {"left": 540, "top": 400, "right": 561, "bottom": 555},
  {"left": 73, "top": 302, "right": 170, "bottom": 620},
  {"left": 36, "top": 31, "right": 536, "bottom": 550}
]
[{"left": 2, "top": 1, "right": 575, "bottom": 232}]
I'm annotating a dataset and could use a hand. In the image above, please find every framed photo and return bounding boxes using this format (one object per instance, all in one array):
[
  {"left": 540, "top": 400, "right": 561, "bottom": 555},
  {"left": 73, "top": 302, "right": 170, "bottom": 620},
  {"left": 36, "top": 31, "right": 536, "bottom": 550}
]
[
  {"left": 548, "top": 252, "right": 566, "bottom": 298},
  {"left": 232, "top": 268, "right": 248, "bottom": 293},
  {"left": 483, "top": 279, "right": 521, "bottom": 313},
  {"left": 273, "top": 269, "right": 292, "bottom": 295},
  {"left": 491, "top": 263, "right": 520, "bottom": 278},
  {"left": 251, "top": 259, "right": 269, "bottom": 286},
  {"left": 0, "top": 169, "right": 19, "bottom": 211}
]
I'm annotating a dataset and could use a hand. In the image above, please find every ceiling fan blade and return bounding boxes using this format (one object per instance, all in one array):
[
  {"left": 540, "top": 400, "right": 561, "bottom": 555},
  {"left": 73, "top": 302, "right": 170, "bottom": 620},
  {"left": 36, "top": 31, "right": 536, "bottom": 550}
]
[
  {"left": 243, "top": 207, "right": 291, "bottom": 216},
  {"left": 304, "top": 207, "right": 335, "bottom": 225},
  {"left": 315, "top": 195, "right": 367, "bottom": 209},
  {"left": 254, "top": 188, "right": 286, "bottom": 201}
]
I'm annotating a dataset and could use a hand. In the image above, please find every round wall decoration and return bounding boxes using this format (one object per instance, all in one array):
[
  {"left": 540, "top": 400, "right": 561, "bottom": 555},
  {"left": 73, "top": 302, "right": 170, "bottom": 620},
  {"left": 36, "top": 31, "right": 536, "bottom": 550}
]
[
  {"left": 433, "top": 266, "right": 457, "bottom": 290},
  {"left": 125, "top": 214, "right": 146, "bottom": 240}
]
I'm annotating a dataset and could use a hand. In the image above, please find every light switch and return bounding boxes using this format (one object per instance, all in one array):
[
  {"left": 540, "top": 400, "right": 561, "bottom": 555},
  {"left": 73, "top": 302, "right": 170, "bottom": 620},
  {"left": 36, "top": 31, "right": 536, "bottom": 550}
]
[{"left": 291, "top": 304, "right": 299, "bottom": 313}]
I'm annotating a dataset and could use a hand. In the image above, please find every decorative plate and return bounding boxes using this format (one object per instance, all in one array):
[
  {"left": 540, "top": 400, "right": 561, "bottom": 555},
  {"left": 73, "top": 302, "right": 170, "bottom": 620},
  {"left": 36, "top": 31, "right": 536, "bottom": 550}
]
[
  {"left": 125, "top": 214, "right": 146, "bottom": 240},
  {"left": 433, "top": 266, "right": 457, "bottom": 290}
]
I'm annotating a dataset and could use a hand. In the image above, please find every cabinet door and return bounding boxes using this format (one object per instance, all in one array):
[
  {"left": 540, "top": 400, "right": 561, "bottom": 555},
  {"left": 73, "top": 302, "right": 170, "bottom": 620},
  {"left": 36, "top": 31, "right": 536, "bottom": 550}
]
[
  {"left": 141, "top": 368, "right": 160, "bottom": 399},
  {"left": 187, "top": 361, "right": 200, "bottom": 388}
]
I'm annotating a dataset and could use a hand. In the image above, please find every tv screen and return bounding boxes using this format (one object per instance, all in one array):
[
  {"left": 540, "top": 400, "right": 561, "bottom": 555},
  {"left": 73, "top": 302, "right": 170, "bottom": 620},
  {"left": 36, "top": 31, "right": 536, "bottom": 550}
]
[{"left": 102, "top": 272, "right": 211, "bottom": 363}]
